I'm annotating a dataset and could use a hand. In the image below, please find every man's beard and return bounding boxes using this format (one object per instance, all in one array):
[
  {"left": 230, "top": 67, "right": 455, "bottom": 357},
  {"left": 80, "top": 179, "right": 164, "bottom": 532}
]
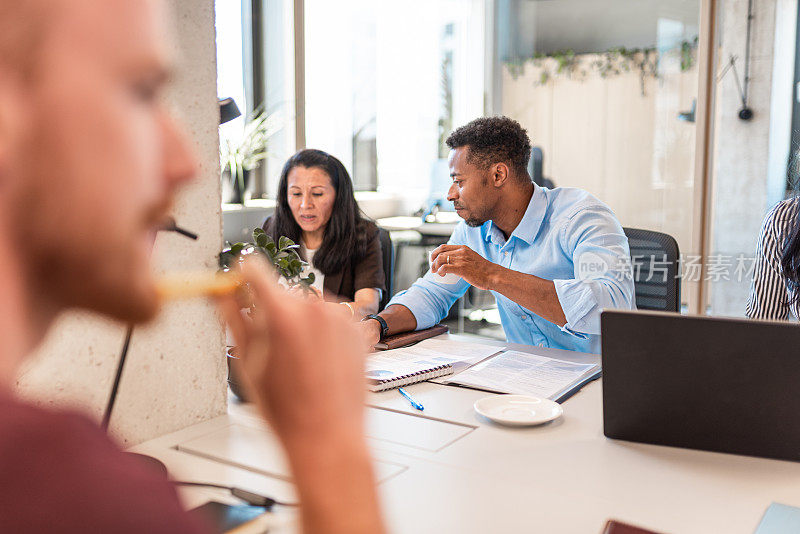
[
  {"left": 464, "top": 216, "right": 484, "bottom": 227},
  {"left": 454, "top": 205, "right": 488, "bottom": 227}
]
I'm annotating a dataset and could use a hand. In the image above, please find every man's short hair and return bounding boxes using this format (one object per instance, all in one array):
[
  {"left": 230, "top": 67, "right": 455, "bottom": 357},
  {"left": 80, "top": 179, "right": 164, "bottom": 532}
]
[{"left": 445, "top": 116, "right": 532, "bottom": 177}]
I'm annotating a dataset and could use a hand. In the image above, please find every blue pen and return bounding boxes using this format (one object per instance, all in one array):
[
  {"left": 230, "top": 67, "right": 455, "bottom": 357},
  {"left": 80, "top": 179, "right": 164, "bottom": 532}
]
[{"left": 397, "top": 387, "right": 424, "bottom": 411}]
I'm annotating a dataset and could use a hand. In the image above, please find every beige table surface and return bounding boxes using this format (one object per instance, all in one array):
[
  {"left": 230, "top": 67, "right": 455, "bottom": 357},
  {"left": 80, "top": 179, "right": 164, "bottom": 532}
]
[{"left": 132, "top": 334, "right": 800, "bottom": 534}]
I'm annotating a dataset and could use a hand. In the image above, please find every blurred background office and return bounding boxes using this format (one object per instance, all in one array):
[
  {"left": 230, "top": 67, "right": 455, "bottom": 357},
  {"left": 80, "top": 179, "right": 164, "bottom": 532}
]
[{"left": 217, "top": 0, "right": 800, "bottom": 337}]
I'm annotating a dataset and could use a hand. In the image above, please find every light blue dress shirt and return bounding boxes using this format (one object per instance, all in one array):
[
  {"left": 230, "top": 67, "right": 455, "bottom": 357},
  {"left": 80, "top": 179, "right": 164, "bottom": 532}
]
[{"left": 389, "top": 186, "right": 636, "bottom": 353}]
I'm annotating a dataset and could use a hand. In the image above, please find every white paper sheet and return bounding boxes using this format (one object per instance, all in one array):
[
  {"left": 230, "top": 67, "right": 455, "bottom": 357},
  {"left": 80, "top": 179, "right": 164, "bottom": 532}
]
[{"left": 443, "top": 350, "right": 599, "bottom": 400}]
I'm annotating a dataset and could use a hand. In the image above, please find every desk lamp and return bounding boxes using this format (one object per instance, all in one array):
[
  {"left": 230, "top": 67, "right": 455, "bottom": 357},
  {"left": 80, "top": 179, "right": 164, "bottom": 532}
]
[{"left": 218, "top": 97, "right": 241, "bottom": 124}]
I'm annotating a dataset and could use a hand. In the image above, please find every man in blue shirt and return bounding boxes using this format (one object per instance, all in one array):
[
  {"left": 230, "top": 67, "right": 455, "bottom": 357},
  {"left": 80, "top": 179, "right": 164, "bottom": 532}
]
[{"left": 362, "top": 116, "right": 635, "bottom": 353}]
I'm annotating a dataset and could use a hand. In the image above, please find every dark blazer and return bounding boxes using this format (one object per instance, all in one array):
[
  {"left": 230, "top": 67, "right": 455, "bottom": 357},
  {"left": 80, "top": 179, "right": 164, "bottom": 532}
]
[{"left": 262, "top": 217, "right": 385, "bottom": 302}]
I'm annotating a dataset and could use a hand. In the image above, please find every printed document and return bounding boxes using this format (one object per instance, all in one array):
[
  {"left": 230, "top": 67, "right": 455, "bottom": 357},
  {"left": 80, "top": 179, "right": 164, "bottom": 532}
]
[{"left": 443, "top": 350, "right": 600, "bottom": 400}]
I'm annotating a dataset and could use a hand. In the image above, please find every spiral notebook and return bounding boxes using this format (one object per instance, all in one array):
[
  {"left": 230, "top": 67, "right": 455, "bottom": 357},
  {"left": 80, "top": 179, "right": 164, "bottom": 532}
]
[
  {"left": 366, "top": 361, "right": 454, "bottom": 391},
  {"left": 365, "top": 339, "right": 504, "bottom": 392}
]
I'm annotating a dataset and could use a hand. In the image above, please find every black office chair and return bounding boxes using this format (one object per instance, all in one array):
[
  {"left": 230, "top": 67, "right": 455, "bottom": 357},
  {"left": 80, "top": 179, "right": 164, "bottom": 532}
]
[
  {"left": 378, "top": 227, "right": 394, "bottom": 310},
  {"left": 622, "top": 227, "right": 680, "bottom": 312},
  {"left": 528, "top": 146, "right": 556, "bottom": 188}
]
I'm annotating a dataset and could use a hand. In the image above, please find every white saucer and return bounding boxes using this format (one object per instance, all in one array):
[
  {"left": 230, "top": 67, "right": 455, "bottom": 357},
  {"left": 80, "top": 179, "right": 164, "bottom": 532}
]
[{"left": 474, "top": 395, "right": 563, "bottom": 426}]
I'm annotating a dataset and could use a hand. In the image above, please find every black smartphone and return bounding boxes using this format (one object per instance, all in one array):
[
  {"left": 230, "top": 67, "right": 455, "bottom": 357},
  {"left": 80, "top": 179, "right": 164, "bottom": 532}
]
[{"left": 190, "top": 501, "right": 267, "bottom": 533}]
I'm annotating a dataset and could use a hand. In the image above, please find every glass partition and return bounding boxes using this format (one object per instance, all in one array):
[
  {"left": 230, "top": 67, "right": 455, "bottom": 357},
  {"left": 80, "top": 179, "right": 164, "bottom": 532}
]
[{"left": 496, "top": 0, "right": 701, "bottom": 311}]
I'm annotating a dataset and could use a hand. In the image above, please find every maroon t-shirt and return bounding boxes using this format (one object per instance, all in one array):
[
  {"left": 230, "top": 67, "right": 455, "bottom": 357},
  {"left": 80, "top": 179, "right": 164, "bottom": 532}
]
[{"left": 0, "top": 393, "right": 212, "bottom": 533}]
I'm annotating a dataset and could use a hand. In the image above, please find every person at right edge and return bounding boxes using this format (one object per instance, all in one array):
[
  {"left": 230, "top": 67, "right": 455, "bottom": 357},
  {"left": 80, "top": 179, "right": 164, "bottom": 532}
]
[
  {"left": 745, "top": 195, "right": 800, "bottom": 320},
  {"left": 361, "top": 117, "right": 636, "bottom": 354}
]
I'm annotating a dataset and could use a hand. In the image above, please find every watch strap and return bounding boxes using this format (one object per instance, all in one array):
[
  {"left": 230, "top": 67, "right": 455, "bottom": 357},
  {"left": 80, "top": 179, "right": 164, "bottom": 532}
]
[{"left": 362, "top": 314, "right": 389, "bottom": 339}]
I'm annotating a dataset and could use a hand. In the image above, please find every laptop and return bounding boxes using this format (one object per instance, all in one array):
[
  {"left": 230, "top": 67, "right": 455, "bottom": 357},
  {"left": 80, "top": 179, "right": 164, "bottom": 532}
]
[{"left": 601, "top": 309, "right": 800, "bottom": 462}]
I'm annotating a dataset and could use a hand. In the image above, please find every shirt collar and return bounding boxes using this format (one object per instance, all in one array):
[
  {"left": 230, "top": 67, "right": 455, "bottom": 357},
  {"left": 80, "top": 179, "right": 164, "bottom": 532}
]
[{"left": 482, "top": 185, "right": 546, "bottom": 246}]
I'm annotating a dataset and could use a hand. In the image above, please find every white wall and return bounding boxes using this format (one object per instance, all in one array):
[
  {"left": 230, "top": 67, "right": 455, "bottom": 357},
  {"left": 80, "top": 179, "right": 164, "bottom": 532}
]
[
  {"left": 502, "top": 54, "right": 698, "bottom": 258},
  {"left": 14, "top": 0, "right": 227, "bottom": 447}
]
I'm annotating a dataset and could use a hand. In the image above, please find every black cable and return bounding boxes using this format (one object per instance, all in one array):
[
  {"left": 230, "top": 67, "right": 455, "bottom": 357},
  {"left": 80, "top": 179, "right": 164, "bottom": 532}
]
[
  {"left": 743, "top": 0, "right": 754, "bottom": 104},
  {"left": 171, "top": 481, "right": 298, "bottom": 508},
  {"left": 730, "top": 60, "right": 747, "bottom": 108},
  {"left": 167, "top": 224, "right": 199, "bottom": 241},
  {"left": 101, "top": 326, "right": 133, "bottom": 431}
]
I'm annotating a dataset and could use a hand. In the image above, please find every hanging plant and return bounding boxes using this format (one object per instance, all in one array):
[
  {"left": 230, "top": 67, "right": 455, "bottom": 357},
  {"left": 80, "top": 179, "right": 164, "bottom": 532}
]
[
  {"left": 552, "top": 49, "right": 577, "bottom": 74},
  {"left": 680, "top": 37, "right": 699, "bottom": 72},
  {"left": 505, "top": 38, "right": 698, "bottom": 97}
]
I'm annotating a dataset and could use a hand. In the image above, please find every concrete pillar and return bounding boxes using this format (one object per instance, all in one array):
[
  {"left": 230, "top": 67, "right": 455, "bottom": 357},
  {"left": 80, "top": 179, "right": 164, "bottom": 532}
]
[
  {"left": 709, "top": 0, "right": 795, "bottom": 315},
  {"left": 14, "top": 0, "right": 226, "bottom": 446}
]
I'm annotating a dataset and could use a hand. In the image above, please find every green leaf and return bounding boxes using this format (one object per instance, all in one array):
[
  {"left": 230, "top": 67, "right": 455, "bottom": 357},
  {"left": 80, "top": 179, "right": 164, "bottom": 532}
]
[
  {"left": 278, "top": 236, "right": 293, "bottom": 250},
  {"left": 230, "top": 242, "right": 245, "bottom": 255},
  {"left": 255, "top": 232, "right": 269, "bottom": 249},
  {"left": 304, "top": 272, "right": 316, "bottom": 284},
  {"left": 218, "top": 251, "right": 232, "bottom": 269}
]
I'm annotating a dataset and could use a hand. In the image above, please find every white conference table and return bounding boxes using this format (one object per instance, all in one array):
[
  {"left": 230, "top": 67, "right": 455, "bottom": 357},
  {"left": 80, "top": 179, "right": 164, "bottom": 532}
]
[{"left": 132, "top": 335, "right": 800, "bottom": 533}]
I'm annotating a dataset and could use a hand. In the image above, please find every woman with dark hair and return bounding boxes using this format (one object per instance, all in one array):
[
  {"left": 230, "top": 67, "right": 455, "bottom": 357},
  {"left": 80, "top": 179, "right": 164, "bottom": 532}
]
[
  {"left": 262, "top": 149, "right": 385, "bottom": 318},
  {"left": 746, "top": 197, "right": 800, "bottom": 320}
]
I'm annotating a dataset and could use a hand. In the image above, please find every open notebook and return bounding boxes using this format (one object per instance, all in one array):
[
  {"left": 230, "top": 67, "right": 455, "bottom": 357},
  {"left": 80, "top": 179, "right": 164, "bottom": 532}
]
[
  {"left": 440, "top": 350, "right": 601, "bottom": 403},
  {"left": 365, "top": 339, "right": 504, "bottom": 392}
]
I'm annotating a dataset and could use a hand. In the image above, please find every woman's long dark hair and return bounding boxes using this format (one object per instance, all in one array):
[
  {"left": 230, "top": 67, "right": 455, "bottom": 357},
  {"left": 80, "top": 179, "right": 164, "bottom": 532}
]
[
  {"left": 781, "top": 197, "right": 800, "bottom": 310},
  {"left": 266, "top": 149, "right": 374, "bottom": 276}
]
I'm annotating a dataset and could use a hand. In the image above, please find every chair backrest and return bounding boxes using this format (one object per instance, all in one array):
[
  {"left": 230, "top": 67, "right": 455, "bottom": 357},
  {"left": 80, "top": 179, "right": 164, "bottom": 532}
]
[
  {"left": 378, "top": 227, "right": 394, "bottom": 310},
  {"left": 529, "top": 146, "right": 544, "bottom": 186},
  {"left": 622, "top": 227, "right": 680, "bottom": 312},
  {"left": 528, "top": 146, "right": 556, "bottom": 188}
]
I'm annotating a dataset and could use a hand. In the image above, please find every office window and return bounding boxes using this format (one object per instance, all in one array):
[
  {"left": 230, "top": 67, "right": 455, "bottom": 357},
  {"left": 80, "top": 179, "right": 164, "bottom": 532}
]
[
  {"left": 215, "top": 0, "right": 247, "bottom": 203},
  {"left": 215, "top": 0, "right": 297, "bottom": 200},
  {"left": 304, "top": 0, "right": 486, "bottom": 205},
  {"left": 258, "top": 0, "right": 297, "bottom": 198},
  {"left": 215, "top": 0, "right": 247, "bottom": 128}
]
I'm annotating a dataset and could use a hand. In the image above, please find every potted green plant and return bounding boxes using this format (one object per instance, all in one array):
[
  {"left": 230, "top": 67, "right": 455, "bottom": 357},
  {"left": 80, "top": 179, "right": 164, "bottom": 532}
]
[
  {"left": 220, "top": 228, "right": 315, "bottom": 401},
  {"left": 220, "top": 108, "right": 283, "bottom": 204},
  {"left": 219, "top": 228, "right": 315, "bottom": 289}
]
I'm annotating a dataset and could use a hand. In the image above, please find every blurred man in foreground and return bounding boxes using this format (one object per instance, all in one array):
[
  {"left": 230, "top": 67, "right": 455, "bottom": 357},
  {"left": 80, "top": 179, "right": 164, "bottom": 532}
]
[{"left": 0, "top": 0, "right": 383, "bottom": 532}]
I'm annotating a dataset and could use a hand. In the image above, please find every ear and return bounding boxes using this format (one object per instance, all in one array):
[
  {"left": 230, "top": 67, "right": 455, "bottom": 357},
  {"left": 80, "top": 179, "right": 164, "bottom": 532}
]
[{"left": 491, "top": 162, "right": 510, "bottom": 188}]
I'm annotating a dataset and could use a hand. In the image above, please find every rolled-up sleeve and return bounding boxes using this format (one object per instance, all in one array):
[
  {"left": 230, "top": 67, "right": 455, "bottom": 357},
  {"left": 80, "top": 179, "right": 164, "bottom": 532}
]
[
  {"left": 387, "top": 225, "right": 471, "bottom": 330},
  {"left": 553, "top": 207, "right": 636, "bottom": 336}
]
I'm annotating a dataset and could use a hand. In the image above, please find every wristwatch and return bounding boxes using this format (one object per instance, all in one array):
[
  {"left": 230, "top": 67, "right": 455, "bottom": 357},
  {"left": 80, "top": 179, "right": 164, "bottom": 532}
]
[{"left": 361, "top": 314, "right": 389, "bottom": 340}]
